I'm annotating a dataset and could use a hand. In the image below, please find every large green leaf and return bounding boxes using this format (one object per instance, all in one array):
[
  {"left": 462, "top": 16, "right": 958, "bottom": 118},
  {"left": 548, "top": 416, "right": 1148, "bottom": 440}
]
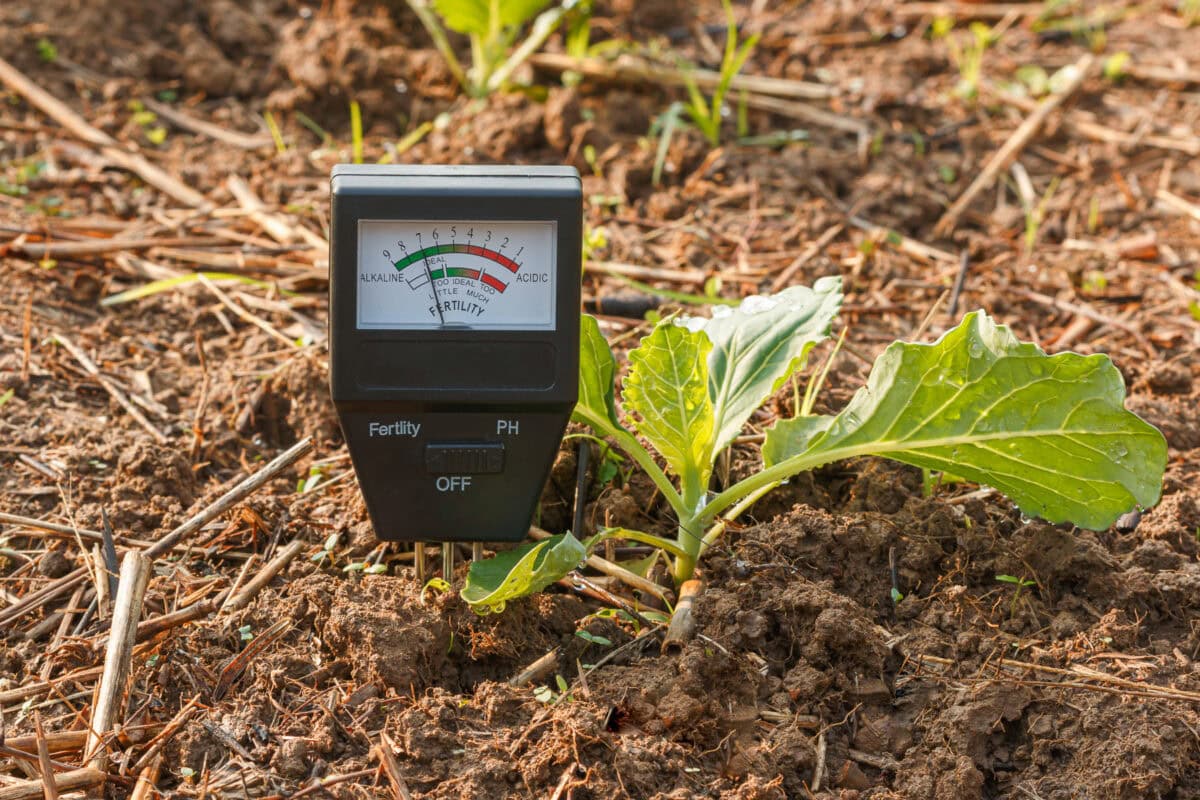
[
  {"left": 762, "top": 415, "right": 832, "bottom": 468},
  {"left": 573, "top": 314, "right": 622, "bottom": 432},
  {"left": 432, "top": 0, "right": 553, "bottom": 34},
  {"left": 461, "top": 532, "right": 586, "bottom": 613},
  {"left": 624, "top": 321, "right": 715, "bottom": 497},
  {"left": 700, "top": 277, "right": 842, "bottom": 454},
  {"left": 763, "top": 311, "right": 1166, "bottom": 530}
]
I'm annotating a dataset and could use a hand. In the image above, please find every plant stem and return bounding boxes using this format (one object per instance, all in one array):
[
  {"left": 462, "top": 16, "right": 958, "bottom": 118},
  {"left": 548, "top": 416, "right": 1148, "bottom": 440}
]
[
  {"left": 405, "top": 0, "right": 469, "bottom": 93},
  {"left": 486, "top": 5, "right": 568, "bottom": 93},
  {"left": 573, "top": 407, "right": 686, "bottom": 517},
  {"left": 672, "top": 530, "right": 697, "bottom": 585},
  {"left": 698, "top": 479, "right": 778, "bottom": 557}
]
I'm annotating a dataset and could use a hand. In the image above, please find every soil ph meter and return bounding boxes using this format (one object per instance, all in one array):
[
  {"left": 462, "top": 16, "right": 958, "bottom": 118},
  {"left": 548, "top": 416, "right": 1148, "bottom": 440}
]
[{"left": 329, "top": 165, "right": 581, "bottom": 546}]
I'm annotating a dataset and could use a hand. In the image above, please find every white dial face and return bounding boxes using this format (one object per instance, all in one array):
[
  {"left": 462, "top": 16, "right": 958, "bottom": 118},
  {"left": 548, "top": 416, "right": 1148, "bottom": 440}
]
[{"left": 357, "top": 219, "right": 556, "bottom": 330}]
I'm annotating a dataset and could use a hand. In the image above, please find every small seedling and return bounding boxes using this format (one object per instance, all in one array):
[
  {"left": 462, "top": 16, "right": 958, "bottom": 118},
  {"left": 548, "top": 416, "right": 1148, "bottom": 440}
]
[
  {"left": 463, "top": 277, "right": 1166, "bottom": 614},
  {"left": 533, "top": 673, "right": 572, "bottom": 704},
  {"left": 407, "top": 0, "right": 575, "bottom": 97},
  {"left": 1103, "top": 51, "right": 1131, "bottom": 82},
  {"left": 35, "top": 38, "right": 57, "bottom": 63},
  {"left": 420, "top": 577, "right": 452, "bottom": 604},
  {"left": 650, "top": 101, "right": 684, "bottom": 187},
  {"left": 238, "top": 624, "right": 254, "bottom": 641},
  {"left": 996, "top": 574, "right": 1036, "bottom": 617},
  {"left": 582, "top": 223, "right": 608, "bottom": 264},
  {"left": 575, "top": 629, "right": 612, "bottom": 647},
  {"left": 297, "top": 466, "right": 324, "bottom": 493},
  {"left": 127, "top": 100, "right": 168, "bottom": 146},
  {"left": 678, "top": 0, "right": 760, "bottom": 146},
  {"left": 1182, "top": 0, "right": 1200, "bottom": 26},
  {"left": 349, "top": 100, "right": 365, "bottom": 164},
  {"left": 943, "top": 21, "right": 995, "bottom": 101},
  {"left": 311, "top": 533, "right": 339, "bottom": 566},
  {"left": 264, "top": 111, "right": 288, "bottom": 154},
  {"left": 295, "top": 111, "right": 333, "bottom": 146}
]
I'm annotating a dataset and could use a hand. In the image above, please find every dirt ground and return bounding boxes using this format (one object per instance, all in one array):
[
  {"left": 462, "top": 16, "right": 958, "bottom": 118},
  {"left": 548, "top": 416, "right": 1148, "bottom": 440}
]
[{"left": 2, "top": 0, "right": 1200, "bottom": 798}]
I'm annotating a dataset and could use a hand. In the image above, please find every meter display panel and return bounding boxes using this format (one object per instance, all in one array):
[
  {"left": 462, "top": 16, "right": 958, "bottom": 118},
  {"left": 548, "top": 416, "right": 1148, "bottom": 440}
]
[{"left": 357, "top": 219, "right": 556, "bottom": 330}]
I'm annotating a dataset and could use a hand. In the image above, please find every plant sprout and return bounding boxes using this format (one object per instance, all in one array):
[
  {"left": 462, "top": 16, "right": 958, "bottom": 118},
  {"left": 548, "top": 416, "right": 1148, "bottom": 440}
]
[
  {"left": 406, "top": 0, "right": 579, "bottom": 98},
  {"left": 679, "top": 0, "right": 759, "bottom": 146},
  {"left": 462, "top": 278, "right": 1166, "bottom": 614}
]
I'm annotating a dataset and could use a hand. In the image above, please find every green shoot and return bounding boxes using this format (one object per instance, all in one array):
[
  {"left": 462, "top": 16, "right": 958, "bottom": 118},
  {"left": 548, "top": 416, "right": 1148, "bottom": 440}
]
[
  {"left": 575, "top": 629, "right": 612, "bottom": 647},
  {"left": 264, "top": 111, "right": 288, "bottom": 154},
  {"left": 35, "top": 38, "right": 58, "bottom": 62},
  {"left": 297, "top": 466, "right": 324, "bottom": 493},
  {"left": 582, "top": 223, "right": 608, "bottom": 265},
  {"left": 651, "top": 102, "right": 684, "bottom": 187},
  {"left": 533, "top": 674, "right": 572, "bottom": 704},
  {"left": 679, "top": 0, "right": 760, "bottom": 146},
  {"left": 1087, "top": 195, "right": 1101, "bottom": 234},
  {"left": 1023, "top": 176, "right": 1061, "bottom": 254},
  {"left": 943, "top": 21, "right": 995, "bottom": 101},
  {"left": 1103, "top": 51, "right": 1131, "bottom": 82},
  {"left": 1182, "top": 0, "right": 1200, "bottom": 26},
  {"left": 295, "top": 111, "right": 333, "bottom": 146},
  {"left": 407, "top": 0, "right": 574, "bottom": 98},
  {"left": 420, "top": 577, "right": 452, "bottom": 603},
  {"left": 996, "top": 574, "right": 1036, "bottom": 617},
  {"left": 462, "top": 278, "right": 1166, "bottom": 613},
  {"left": 350, "top": 101, "right": 364, "bottom": 164},
  {"left": 311, "top": 533, "right": 340, "bottom": 567}
]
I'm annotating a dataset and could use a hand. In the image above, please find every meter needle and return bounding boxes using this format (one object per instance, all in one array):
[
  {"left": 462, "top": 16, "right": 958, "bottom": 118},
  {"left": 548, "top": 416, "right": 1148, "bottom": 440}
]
[{"left": 423, "top": 258, "right": 446, "bottom": 327}]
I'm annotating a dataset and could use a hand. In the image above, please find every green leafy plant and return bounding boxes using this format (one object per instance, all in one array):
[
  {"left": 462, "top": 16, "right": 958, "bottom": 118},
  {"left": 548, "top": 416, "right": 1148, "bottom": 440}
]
[
  {"left": 1103, "top": 51, "right": 1131, "bottom": 82},
  {"left": 575, "top": 629, "right": 612, "bottom": 647},
  {"left": 678, "top": 0, "right": 759, "bottom": 146},
  {"left": 406, "top": 0, "right": 575, "bottom": 97},
  {"left": 996, "top": 573, "right": 1037, "bottom": 616},
  {"left": 942, "top": 20, "right": 996, "bottom": 100},
  {"left": 311, "top": 533, "right": 340, "bottom": 567},
  {"left": 533, "top": 674, "right": 572, "bottom": 704},
  {"left": 1181, "top": 0, "right": 1200, "bottom": 26},
  {"left": 35, "top": 38, "right": 57, "bottom": 63},
  {"left": 127, "top": 100, "right": 168, "bottom": 146},
  {"left": 462, "top": 278, "right": 1166, "bottom": 613}
]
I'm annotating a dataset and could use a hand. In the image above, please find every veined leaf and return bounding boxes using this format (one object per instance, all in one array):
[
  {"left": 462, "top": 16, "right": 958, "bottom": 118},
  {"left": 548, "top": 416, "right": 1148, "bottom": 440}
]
[
  {"left": 432, "top": 0, "right": 553, "bottom": 35},
  {"left": 762, "top": 415, "right": 832, "bottom": 467},
  {"left": 573, "top": 314, "right": 622, "bottom": 431},
  {"left": 461, "top": 532, "right": 585, "bottom": 613},
  {"left": 763, "top": 311, "right": 1166, "bottom": 530},
  {"left": 700, "top": 276, "right": 842, "bottom": 454},
  {"left": 623, "top": 321, "right": 715, "bottom": 495}
]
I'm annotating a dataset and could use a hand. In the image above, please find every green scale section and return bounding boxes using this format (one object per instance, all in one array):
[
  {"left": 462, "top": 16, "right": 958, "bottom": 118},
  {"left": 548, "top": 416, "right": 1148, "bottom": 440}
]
[{"left": 394, "top": 243, "right": 469, "bottom": 270}]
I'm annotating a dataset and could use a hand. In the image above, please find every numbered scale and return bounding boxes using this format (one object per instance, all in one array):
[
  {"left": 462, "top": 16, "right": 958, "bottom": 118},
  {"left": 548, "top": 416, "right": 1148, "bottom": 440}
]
[{"left": 329, "top": 165, "right": 581, "bottom": 543}]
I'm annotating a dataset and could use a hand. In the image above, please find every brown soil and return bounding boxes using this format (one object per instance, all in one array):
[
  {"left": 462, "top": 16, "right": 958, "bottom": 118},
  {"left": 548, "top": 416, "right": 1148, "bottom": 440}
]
[{"left": 3, "top": 0, "right": 1200, "bottom": 798}]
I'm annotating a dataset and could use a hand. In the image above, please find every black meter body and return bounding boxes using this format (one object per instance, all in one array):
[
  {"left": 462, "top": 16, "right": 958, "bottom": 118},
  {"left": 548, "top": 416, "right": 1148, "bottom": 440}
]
[{"left": 329, "top": 165, "right": 581, "bottom": 542}]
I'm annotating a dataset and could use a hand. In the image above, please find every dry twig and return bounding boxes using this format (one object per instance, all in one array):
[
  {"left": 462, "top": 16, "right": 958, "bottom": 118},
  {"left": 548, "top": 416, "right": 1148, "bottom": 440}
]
[{"left": 85, "top": 551, "right": 151, "bottom": 772}]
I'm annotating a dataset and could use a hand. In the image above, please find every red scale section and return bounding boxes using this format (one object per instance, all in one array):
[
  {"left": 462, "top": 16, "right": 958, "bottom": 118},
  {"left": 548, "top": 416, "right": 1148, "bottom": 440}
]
[{"left": 481, "top": 273, "right": 507, "bottom": 292}]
